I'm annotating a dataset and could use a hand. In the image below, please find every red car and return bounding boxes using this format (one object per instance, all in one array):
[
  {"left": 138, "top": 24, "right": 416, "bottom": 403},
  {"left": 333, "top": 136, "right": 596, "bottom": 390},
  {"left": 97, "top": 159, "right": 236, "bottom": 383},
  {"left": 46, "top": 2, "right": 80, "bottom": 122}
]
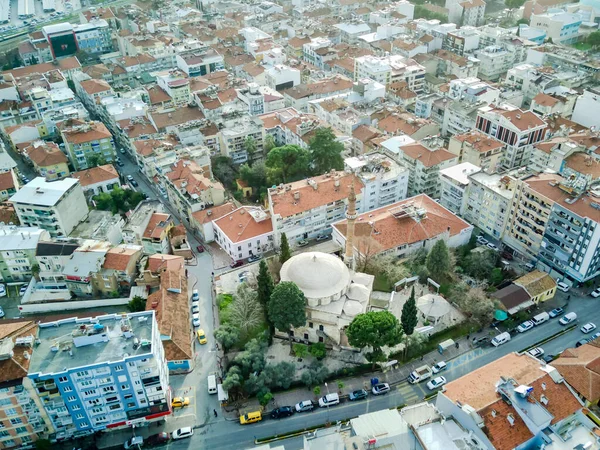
[
  {"left": 230, "top": 260, "right": 244, "bottom": 268},
  {"left": 196, "top": 245, "right": 204, "bottom": 253}
]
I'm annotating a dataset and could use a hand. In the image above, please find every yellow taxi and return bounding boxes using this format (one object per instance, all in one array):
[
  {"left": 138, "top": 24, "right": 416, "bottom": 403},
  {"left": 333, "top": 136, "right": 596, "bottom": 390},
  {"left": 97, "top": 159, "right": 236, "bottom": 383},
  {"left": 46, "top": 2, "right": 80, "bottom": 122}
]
[
  {"left": 171, "top": 397, "right": 190, "bottom": 408},
  {"left": 239, "top": 410, "right": 262, "bottom": 424},
  {"left": 197, "top": 329, "right": 207, "bottom": 345}
]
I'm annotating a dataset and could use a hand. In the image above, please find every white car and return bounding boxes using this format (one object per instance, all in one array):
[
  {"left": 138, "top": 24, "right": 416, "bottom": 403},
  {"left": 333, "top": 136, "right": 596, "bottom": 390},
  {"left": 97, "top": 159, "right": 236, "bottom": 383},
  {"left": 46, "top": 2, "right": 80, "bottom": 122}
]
[
  {"left": 557, "top": 281, "right": 570, "bottom": 292},
  {"left": 591, "top": 288, "right": 600, "bottom": 298},
  {"left": 486, "top": 243, "right": 499, "bottom": 251},
  {"left": 0, "top": 284, "right": 6, "bottom": 297},
  {"left": 581, "top": 323, "right": 597, "bottom": 334},
  {"left": 192, "top": 313, "right": 200, "bottom": 327},
  {"left": 517, "top": 321, "right": 535, "bottom": 333},
  {"left": 426, "top": 376, "right": 447, "bottom": 391},
  {"left": 432, "top": 361, "right": 447, "bottom": 373},
  {"left": 19, "top": 285, "right": 27, "bottom": 296},
  {"left": 528, "top": 347, "right": 544, "bottom": 358},
  {"left": 172, "top": 427, "right": 193, "bottom": 440},
  {"left": 191, "top": 303, "right": 200, "bottom": 314},
  {"left": 477, "top": 236, "right": 488, "bottom": 245}
]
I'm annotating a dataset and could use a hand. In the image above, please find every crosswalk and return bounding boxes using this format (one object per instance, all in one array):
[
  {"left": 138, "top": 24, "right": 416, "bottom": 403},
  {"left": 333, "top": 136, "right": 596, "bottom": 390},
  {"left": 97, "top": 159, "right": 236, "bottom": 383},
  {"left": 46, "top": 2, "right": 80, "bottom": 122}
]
[{"left": 396, "top": 383, "right": 423, "bottom": 405}]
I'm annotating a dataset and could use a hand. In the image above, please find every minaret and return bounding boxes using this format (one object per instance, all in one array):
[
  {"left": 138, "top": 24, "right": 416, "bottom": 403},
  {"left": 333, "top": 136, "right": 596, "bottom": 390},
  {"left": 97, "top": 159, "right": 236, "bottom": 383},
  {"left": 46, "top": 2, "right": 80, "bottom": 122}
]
[{"left": 344, "top": 178, "right": 357, "bottom": 271}]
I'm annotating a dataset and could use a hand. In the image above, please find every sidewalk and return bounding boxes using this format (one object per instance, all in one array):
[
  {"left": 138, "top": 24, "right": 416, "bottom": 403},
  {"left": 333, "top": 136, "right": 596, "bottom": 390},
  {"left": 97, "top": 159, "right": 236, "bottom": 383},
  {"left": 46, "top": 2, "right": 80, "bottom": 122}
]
[
  {"left": 95, "top": 414, "right": 197, "bottom": 449},
  {"left": 224, "top": 329, "right": 490, "bottom": 420}
]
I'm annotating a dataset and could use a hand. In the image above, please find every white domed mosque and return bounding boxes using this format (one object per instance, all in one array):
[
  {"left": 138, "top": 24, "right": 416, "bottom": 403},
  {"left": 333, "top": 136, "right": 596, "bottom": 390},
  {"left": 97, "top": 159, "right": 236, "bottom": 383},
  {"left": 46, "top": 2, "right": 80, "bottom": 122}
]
[{"left": 278, "top": 182, "right": 373, "bottom": 348}]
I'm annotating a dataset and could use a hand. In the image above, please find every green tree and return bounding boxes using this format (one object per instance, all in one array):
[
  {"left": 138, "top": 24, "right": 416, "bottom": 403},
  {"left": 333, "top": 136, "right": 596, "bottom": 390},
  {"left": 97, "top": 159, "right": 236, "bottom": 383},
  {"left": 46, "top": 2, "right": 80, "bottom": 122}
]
[
  {"left": 426, "top": 240, "right": 452, "bottom": 281},
  {"left": 268, "top": 282, "right": 306, "bottom": 346},
  {"left": 301, "top": 361, "right": 329, "bottom": 387},
  {"left": 488, "top": 268, "right": 504, "bottom": 286},
  {"left": 87, "top": 153, "right": 106, "bottom": 168},
  {"left": 265, "top": 144, "right": 311, "bottom": 184},
  {"left": 313, "top": 386, "right": 321, "bottom": 397},
  {"left": 258, "top": 390, "right": 273, "bottom": 406},
  {"left": 309, "top": 342, "right": 326, "bottom": 359},
  {"left": 309, "top": 127, "right": 344, "bottom": 174},
  {"left": 264, "top": 134, "right": 276, "bottom": 153},
  {"left": 244, "top": 136, "right": 258, "bottom": 157},
  {"left": 414, "top": 5, "right": 448, "bottom": 22},
  {"left": 279, "top": 233, "right": 292, "bottom": 264},
  {"left": 505, "top": 0, "right": 526, "bottom": 8},
  {"left": 222, "top": 366, "right": 243, "bottom": 393},
  {"left": 228, "top": 284, "right": 264, "bottom": 338},
  {"left": 127, "top": 295, "right": 146, "bottom": 312},
  {"left": 233, "top": 338, "right": 268, "bottom": 378},
  {"left": 214, "top": 324, "right": 240, "bottom": 351},
  {"left": 31, "top": 263, "right": 41, "bottom": 281},
  {"left": 260, "top": 362, "right": 296, "bottom": 389},
  {"left": 346, "top": 311, "right": 403, "bottom": 360},
  {"left": 239, "top": 161, "right": 267, "bottom": 192},
  {"left": 587, "top": 31, "right": 600, "bottom": 47},
  {"left": 294, "top": 343, "right": 309, "bottom": 358},
  {"left": 211, "top": 156, "right": 239, "bottom": 189},
  {"left": 401, "top": 287, "right": 418, "bottom": 336},
  {"left": 256, "top": 260, "right": 274, "bottom": 307},
  {"left": 462, "top": 250, "right": 497, "bottom": 280}
]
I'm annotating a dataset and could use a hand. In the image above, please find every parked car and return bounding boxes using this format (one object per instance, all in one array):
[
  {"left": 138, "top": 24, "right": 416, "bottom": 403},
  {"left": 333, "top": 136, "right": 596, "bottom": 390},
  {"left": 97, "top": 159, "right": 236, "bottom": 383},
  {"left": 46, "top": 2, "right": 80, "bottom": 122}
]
[
  {"left": 192, "top": 313, "right": 200, "bottom": 327},
  {"left": 126, "top": 175, "right": 134, "bottom": 182},
  {"left": 432, "top": 361, "right": 447, "bottom": 373},
  {"left": 318, "top": 393, "right": 340, "bottom": 408},
  {"left": 191, "top": 304, "right": 199, "bottom": 314},
  {"left": 172, "top": 427, "right": 193, "bottom": 440},
  {"left": 19, "top": 286, "right": 27, "bottom": 296},
  {"left": 271, "top": 406, "right": 294, "bottom": 419},
  {"left": 117, "top": 160, "right": 125, "bottom": 167},
  {"left": 517, "top": 321, "right": 534, "bottom": 333},
  {"left": 591, "top": 288, "right": 600, "bottom": 298},
  {"left": 543, "top": 354, "right": 556, "bottom": 363},
  {"left": 146, "top": 432, "right": 169, "bottom": 445},
  {"left": 549, "top": 308, "right": 564, "bottom": 318},
  {"left": 196, "top": 245, "right": 204, "bottom": 253},
  {"left": 348, "top": 389, "right": 368, "bottom": 401},
  {"left": 124, "top": 436, "right": 143, "bottom": 449},
  {"left": 576, "top": 338, "right": 591, "bottom": 348},
  {"left": 295, "top": 400, "right": 314, "bottom": 412},
  {"left": 501, "top": 251, "right": 513, "bottom": 260},
  {"left": 171, "top": 397, "right": 190, "bottom": 408},
  {"left": 316, "top": 235, "right": 329, "bottom": 242},
  {"left": 591, "top": 332, "right": 600, "bottom": 341},
  {"left": 247, "top": 255, "right": 261, "bottom": 263},
  {"left": 528, "top": 347, "right": 544, "bottom": 358},
  {"left": 130, "top": 180, "right": 139, "bottom": 187},
  {"left": 524, "top": 262, "right": 535, "bottom": 271},
  {"left": 230, "top": 260, "right": 244, "bottom": 268},
  {"left": 559, "top": 312, "right": 577, "bottom": 325},
  {"left": 0, "top": 284, "right": 6, "bottom": 297},
  {"left": 196, "top": 329, "right": 207, "bottom": 345},
  {"left": 0, "top": 307, "right": 4, "bottom": 318},
  {"left": 472, "top": 336, "right": 489, "bottom": 347},
  {"left": 557, "top": 281, "right": 570, "bottom": 292},
  {"left": 581, "top": 323, "right": 597, "bottom": 334},
  {"left": 371, "top": 383, "right": 390, "bottom": 395},
  {"left": 192, "top": 289, "right": 199, "bottom": 301},
  {"left": 486, "top": 243, "right": 499, "bottom": 251},
  {"left": 297, "top": 239, "right": 309, "bottom": 247},
  {"left": 427, "top": 376, "right": 447, "bottom": 391},
  {"left": 477, "top": 236, "right": 488, "bottom": 245}
]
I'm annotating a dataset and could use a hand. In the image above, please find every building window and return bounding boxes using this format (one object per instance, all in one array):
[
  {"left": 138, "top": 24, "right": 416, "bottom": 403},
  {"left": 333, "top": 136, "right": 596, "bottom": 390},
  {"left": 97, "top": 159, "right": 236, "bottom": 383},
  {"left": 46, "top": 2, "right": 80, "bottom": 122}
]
[
  {"left": 5, "top": 408, "right": 17, "bottom": 416},
  {"left": 59, "top": 377, "right": 68, "bottom": 383},
  {"left": 63, "top": 386, "right": 72, "bottom": 392},
  {"left": 319, "top": 325, "right": 324, "bottom": 331},
  {"left": 9, "top": 418, "right": 22, "bottom": 425}
]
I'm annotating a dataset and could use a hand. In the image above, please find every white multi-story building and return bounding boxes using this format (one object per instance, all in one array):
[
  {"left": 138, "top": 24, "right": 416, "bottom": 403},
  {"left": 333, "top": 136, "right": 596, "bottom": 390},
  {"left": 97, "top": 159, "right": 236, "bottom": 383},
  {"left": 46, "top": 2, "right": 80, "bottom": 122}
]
[
  {"left": 530, "top": 11, "right": 581, "bottom": 44},
  {"left": 213, "top": 206, "right": 274, "bottom": 261},
  {"left": 0, "top": 225, "right": 49, "bottom": 283},
  {"left": 447, "top": 0, "right": 485, "bottom": 27},
  {"left": 439, "top": 162, "right": 481, "bottom": 215},
  {"left": 265, "top": 64, "right": 301, "bottom": 92},
  {"left": 463, "top": 172, "right": 515, "bottom": 240},
  {"left": 475, "top": 104, "right": 547, "bottom": 170},
  {"left": 175, "top": 49, "right": 224, "bottom": 77},
  {"left": 28, "top": 311, "right": 170, "bottom": 440},
  {"left": 9, "top": 178, "right": 89, "bottom": 237},
  {"left": 474, "top": 46, "right": 515, "bottom": 81},
  {"left": 268, "top": 171, "right": 363, "bottom": 245},
  {"left": 571, "top": 88, "right": 600, "bottom": 130},
  {"left": 354, "top": 55, "right": 426, "bottom": 93},
  {"left": 219, "top": 116, "right": 265, "bottom": 164},
  {"left": 344, "top": 152, "right": 409, "bottom": 211}
]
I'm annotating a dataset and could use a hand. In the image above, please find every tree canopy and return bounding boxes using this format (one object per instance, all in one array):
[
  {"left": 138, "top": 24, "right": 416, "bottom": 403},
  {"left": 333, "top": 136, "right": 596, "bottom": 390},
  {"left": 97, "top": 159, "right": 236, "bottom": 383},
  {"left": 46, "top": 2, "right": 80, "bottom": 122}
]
[
  {"left": 86, "top": 153, "right": 106, "bottom": 168},
  {"left": 256, "top": 260, "right": 274, "bottom": 306},
  {"left": 401, "top": 287, "right": 418, "bottom": 336},
  {"left": 127, "top": 295, "right": 146, "bottom": 312},
  {"left": 228, "top": 284, "right": 264, "bottom": 338},
  {"left": 346, "top": 311, "right": 403, "bottom": 355},
  {"left": 212, "top": 156, "right": 239, "bottom": 189},
  {"left": 267, "top": 282, "right": 306, "bottom": 337},
  {"left": 279, "top": 233, "right": 292, "bottom": 264},
  {"left": 265, "top": 144, "right": 311, "bottom": 184},
  {"left": 94, "top": 187, "right": 145, "bottom": 214},
  {"left": 309, "top": 127, "right": 344, "bottom": 174},
  {"left": 587, "top": 31, "right": 600, "bottom": 47},
  {"left": 426, "top": 240, "right": 452, "bottom": 281}
]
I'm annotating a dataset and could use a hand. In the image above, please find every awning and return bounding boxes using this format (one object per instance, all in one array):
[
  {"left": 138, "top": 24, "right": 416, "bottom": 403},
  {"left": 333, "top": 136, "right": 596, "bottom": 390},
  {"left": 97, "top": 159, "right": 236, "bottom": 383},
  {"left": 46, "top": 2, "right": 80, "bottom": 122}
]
[{"left": 494, "top": 310, "right": 508, "bottom": 321}]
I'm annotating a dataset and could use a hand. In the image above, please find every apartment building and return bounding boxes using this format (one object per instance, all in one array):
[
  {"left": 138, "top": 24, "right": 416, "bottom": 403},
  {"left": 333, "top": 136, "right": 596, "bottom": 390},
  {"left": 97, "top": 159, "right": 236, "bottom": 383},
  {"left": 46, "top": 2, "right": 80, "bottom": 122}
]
[
  {"left": 535, "top": 175, "right": 600, "bottom": 284},
  {"left": 475, "top": 104, "right": 547, "bottom": 169},
  {"left": 503, "top": 172, "right": 555, "bottom": 261},
  {"left": 59, "top": 120, "right": 116, "bottom": 171},
  {"left": 474, "top": 46, "right": 516, "bottom": 81},
  {"left": 23, "top": 141, "right": 70, "bottom": 180},
  {"left": 267, "top": 171, "right": 363, "bottom": 245},
  {"left": 218, "top": 116, "right": 265, "bottom": 164},
  {"left": 71, "top": 164, "right": 120, "bottom": 196},
  {"left": 0, "top": 171, "right": 18, "bottom": 202},
  {"left": 354, "top": 55, "right": 425, "bottom": 93},
  {"left": 0, "top": 321, "right": 52, "bottom": 450},
  {"left": 442, "top": 28, "right": 480, "bottom": 56},
  {"left": 441, "top": 99, "right": 486, "bottom": 138},
  {"left": 463, "top": 172, "right": 515, "bottom": 239},
  {"left": 213, "top": 206, "right": 274, "bottom": 261},
  {"left": 344, "top": 152, "right": 409, "bottom": 211},
  {"left": 155, "top": 71, "right": 190, "bottom": 107},
  {"left": 531, "top": 10, "right": 581, "bottom": 44},
  {"left": 74, "top": 19, "right": 113, "bottom": 54},
  {"left": 28, "top": 312, "right": 170, "bottom": 440},
  {"left": 175, "top": 49, "right": 224, "bottom": 77},
  {"left": 572, "top": 88, "right": 600, "bottom": 130},
  {"left": 9, "top": 178, "right": 89, "bottom": 238},
  {"left": 439, "top": 162, "right": 481, "bottom": 215},
  {"left": 385, "top": 138, "right": 459, "bottom": 198},
  {"left": 448, "top": 130, "right": 504, "bottom": 173},
  {"left": 265, "top": 64, "right": 301, "bottom": 91},
  {"left": 35, "top": 240, "right": 78, "bottom": 289},
  {"left": 0, "top": 225, "right": 49, "bottom": 283},
  {"left": 282, "top": 76, "right": 354, "bottom": 112},
  {"left": 162, "top": 159, "right": 226, "bottom": 219}
]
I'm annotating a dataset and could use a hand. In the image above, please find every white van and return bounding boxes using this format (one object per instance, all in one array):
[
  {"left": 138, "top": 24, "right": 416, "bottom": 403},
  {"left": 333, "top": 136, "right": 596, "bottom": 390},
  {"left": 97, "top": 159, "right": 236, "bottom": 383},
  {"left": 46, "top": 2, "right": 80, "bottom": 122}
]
[
  {"left": 491, "top": 332, "right": 511, "bottom": 347},
  {"left": 533, "top": 312, "right": 550, "bottom": 326},
  {"left": 207, "top": 374, "right": 217, "bottom": 394},
  {"left": 318, "top": 393, "right": 340, "bottom": 408},
  {"left": 559, "top": 312, "right": 577, "bottom": 325}
]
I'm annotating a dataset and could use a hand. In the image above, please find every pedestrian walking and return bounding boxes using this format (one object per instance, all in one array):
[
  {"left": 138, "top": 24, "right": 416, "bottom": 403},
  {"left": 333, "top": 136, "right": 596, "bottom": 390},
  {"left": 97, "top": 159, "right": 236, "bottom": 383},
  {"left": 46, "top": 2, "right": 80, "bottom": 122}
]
[{"left": 213, "top": 409, "right": 218, "bottom": 418}]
